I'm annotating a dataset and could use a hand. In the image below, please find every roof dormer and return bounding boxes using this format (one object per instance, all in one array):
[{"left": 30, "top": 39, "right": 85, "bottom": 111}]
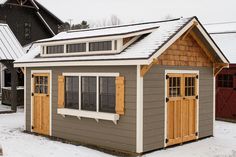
[{"left": 37, "top": 22, "right": 159, "bottom": 57}]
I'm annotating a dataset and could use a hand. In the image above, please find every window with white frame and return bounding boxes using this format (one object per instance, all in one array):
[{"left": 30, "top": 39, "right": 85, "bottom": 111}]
[
  {"left": 64, "top": 74, "right": 117, "bottom": 114},
  {"left": 65, "top": 76, "right": 79, "bottom": 109},
  {"left": 46, "top": 45, "right": 64, "bottom": 54},
  {"left": 89, "top": 41, "right": 112, "bottom": 51},
  {"left": 67, "top": 43, "right": 86, "bottom": 53},
  {"left": 81, "top": 76, "right": 97, "bottom": 111},
  {"left": 43, "top": 40, "right": 117, "bottom": 55}
]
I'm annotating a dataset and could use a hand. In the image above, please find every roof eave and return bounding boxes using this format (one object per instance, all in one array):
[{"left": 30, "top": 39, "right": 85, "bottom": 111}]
[{"left": 14, "top": 59, "right": 148, "bottom": 67}]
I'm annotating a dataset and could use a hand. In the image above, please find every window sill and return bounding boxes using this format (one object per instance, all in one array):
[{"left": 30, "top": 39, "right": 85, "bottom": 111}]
[{"left": 57, "top": 108, "right": 120, "bottom": 124}]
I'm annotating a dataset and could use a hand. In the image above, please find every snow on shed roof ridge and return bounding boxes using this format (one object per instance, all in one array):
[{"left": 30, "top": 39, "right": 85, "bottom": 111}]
[
  {"left": 37, "top": 17, "right": 188, "bottom": 43},
  {"left": 67, "top": 17, "right": 182, "bottom": 33}
]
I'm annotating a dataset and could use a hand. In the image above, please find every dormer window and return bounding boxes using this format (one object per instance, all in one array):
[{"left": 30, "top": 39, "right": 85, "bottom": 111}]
[
  {"left": 42, "top": 40, "right": 119, "bottom": 56},
  {"left": 46, "top": 45, "right": 64, "bottom": 54},
  {"left": 89, "top": 41, "right": 112, "bottom": 51},
  {"left": 41, "top": 35, "right": 140, "bottom": 57},
  {"left": 67, "top": 43, "right": 86, "bottom": 53}
]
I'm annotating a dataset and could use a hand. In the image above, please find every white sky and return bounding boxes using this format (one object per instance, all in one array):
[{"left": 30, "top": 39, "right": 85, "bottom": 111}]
[{"left": 37, "top": 0, "right": 236, "bottom": 26}]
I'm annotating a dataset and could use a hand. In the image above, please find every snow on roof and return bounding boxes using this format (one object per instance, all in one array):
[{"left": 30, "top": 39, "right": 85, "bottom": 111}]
[
  {"left": 0, "top": 0, "right": 7, "bottom": 4},
  {"left": 37, "top": 21, "right": 165, "bottom": 43},
  {"left": 205, "top": 22, "right": 236, "bottom": 34},
  {"left": 15, "top": 18, "right": 193, "bottom": 63},
  {"left": 0, "top": 23, "right": 25, "bottom": 60},
  {"left": 210, "top": 33, "right": 236, "bottom": 63},
  {"left": 205, "top": 22, "right": 236, "bottom": 63}
]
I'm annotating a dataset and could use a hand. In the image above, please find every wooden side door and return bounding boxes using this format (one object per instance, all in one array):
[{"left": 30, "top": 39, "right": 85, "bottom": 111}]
[
  {"left": 166, "top": 73, "right": 198, "bottom": 146},
  {"left": 32, "top": 73, "right": 50, "bottom": 135},
  {"left": 182, "top": 74, "right": 198, "bottom": 143},
  {"left": 166, "top": 74, "right": 183, "bottom": 146}
]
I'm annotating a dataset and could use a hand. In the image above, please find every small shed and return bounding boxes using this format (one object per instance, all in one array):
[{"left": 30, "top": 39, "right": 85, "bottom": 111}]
[
  {"left": 15, "top": 17, "right": 228, "bottom": 154},
  {"left": 205, "top": 22, "right": 236, "bottom": 122},
  {"left": 0, "top": 23, "right": 25, "bottom": 111}
]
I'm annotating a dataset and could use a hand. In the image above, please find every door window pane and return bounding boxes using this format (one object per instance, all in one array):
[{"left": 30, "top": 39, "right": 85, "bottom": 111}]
[
  {"left": 81, "top": 77, "right": 97, "bottom": 111},
  {"left": 99, "top": 77, "right": 116, "bottom": 113},
  {"left": 65, "top": 76, "right": 79, "bottom": 109},
  {"left": 34, "top": 76, "right": 48, "bottom": 94},
  {"left": 185, "top": 77, "right": 195, "bottom": 96},
  {"left": 169, "top": 77, "right": 181, "bottom": 97}
]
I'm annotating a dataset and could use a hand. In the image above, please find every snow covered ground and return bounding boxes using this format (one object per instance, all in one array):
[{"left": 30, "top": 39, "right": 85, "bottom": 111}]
[
  {"left": 0, "top": 111, "right": 236, "bottom": 157},
  {"left": 0, "top": 104, "right": 11, "bottom": 112}
]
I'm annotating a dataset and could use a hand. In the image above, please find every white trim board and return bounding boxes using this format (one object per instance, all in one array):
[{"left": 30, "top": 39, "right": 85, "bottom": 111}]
[
  {"left": 24, "top": 67, "right": 26, "bottom": 130},
  {"left": 14, "top": 59, "right": 148, "bottom": 67},
  {"left": 62, "top": 72, "right": 119, "bottom": 77},
  {"left": 136, "top": 65, "right": 143, "bottom": 153},
  {"left": 30, "top": 70, "right": 52, "bottom": 136},
  {"left": 164, "top": 69, "right": 200, "bottom": 147},
  {"left": 57, "top": 108, "right": 119, "bottom": 124},
  {"left": 213, "top": 71, "right": 216, "bottom": 136}
]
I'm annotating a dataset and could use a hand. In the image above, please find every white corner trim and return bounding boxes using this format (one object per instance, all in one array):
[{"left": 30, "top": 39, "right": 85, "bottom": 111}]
[
  {"left": 136, "top": 65, "right": 143, "bottom": 153},
  {"left": 24, "top": 67, "right": 26, "bottom": 130},
  {"left": 62, "top": 72, "right": 119, "bottom": 77},
  {"left": 213, "top": 71, "right": 216, "bottom": 136},
  {"left": 164, "top": 69, "right": 200, "bottom": 147},
  {"left": 57, "top": 108, "right": 120, "bottom": 124},
  {"left": 30, "top": 70, "right": 52, "bottom": 136}
]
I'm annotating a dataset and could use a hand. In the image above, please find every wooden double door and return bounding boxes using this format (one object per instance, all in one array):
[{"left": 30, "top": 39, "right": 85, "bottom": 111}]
[
  {"left": 32, "top": 73, "right": 50, "bottom": 135},
  {"left": 166, "top": 73, "right": 198, "bottom": 146}
]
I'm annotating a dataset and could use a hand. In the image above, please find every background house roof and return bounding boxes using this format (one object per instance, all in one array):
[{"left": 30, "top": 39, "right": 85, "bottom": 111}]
[
  {"left": 0, "top": 23, "right": 25, "bottom": 60},
  {"left": 205, "top": 22, "right": 236, "bottom": 63},
  {"left": 0, "top": 0, "right": 64, "bottom": 36}
]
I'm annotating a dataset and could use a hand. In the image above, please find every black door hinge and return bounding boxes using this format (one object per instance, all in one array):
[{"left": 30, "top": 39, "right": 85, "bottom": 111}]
[
  {"left": 166, "top": 75, "right": 169, "bottom": 80},
  {"left": 32, "top": 74, "right": 34, "bottom": 78},
  {"left": 32, "top": 126, "right": 34, "bottom": 129},
  {"left": 32, "top": 93, "right": 34, "bottom": 96},
  {"left": 165, "top": 139, "right": 169, "bottom": 143},
  {"left": 195, "top": 132, "right": 198, "bottom": 136},
  {"left": 196, "top": 95, "right": 199, "bottom": 99},
  {"left": 196, "top": 75, "right": 199, "bottom": 79},
  {"left": 166, "top": 97, "right": 169, "bottom": 103}
]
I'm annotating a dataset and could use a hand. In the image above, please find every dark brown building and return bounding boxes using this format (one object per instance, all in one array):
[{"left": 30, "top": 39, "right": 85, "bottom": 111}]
[{"left": 0, "top": 0, "right": 64, "bottom": 46}]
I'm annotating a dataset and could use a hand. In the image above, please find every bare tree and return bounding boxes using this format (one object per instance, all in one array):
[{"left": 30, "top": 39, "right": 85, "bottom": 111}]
[
  {"left": 109, "top": 14, "right": 121, "bottom": 26},
  {"left": 94, "top": 15, "right": 122, "bottom": 27}
]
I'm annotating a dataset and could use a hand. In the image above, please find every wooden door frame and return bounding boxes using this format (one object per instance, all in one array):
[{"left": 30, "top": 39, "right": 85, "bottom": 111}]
[
  {"left": 30, "top": 70, "right": 52, "bottom": 136},
  {"left": 164, "top": 70, "right": 199, "bottom": 147}
]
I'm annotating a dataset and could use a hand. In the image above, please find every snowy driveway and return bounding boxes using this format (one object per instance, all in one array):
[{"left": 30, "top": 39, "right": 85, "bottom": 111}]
[{"left": 0, "top": 111, "right": 236, "bottom": 157}]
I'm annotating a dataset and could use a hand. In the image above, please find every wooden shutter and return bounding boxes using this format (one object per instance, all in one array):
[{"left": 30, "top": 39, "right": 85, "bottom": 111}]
[
  {"left": 115, "top": 76, "right": 125, "bottom": 115},
  {"left": 58, "top": 75, "right": 65, "bottom": 108}
]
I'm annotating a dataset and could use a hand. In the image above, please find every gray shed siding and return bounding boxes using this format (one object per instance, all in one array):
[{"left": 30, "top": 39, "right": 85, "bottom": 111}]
[
  {"left": 143, "top": 65, "right": 213, "bottom": 152},
  {"left": 25, "top": 66, "right": 137, "bottom": 152}
]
